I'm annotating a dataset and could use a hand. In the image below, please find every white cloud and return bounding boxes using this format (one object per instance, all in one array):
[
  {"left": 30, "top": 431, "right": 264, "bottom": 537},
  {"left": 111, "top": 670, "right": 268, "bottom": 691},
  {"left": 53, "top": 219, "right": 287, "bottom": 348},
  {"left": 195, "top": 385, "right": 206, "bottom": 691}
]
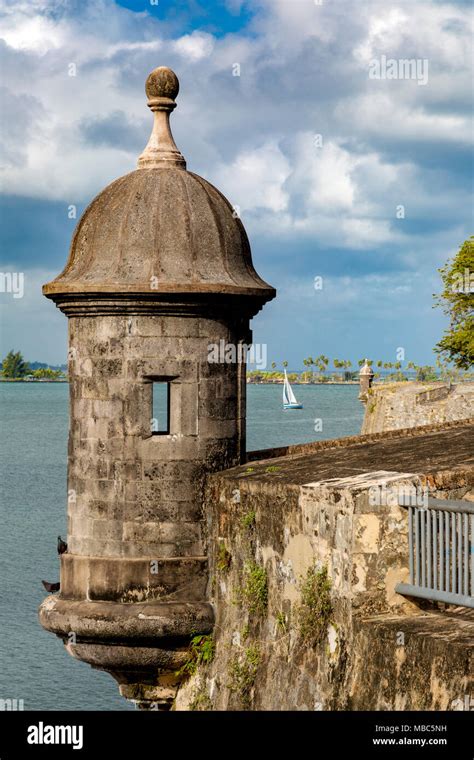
[
  {"left": 354, "top": 8, "right": 412, "bottom": 64},
  {"left": 0, "top": 0, "right": 471, "bottom": 244},
  {"left": 213, "top": 141, "right": 291, "bottom": 213},
  {"left": 0, "top": 14, "right": 64, "bottom": 53},
  {"left": 1, "top": 0, "right": 469, "bottom": 364},
  {"left": 291, "top": 136, "right": 357, "bottom": 211},
  {"left": 354, "top": 1, "right": 472, "bottom": 68},
  {"left": 336, "top": 93, "right": 472, "bottom": 146},
  {"left": 174, "top": 31, "right": 215, "bottom": 61}
]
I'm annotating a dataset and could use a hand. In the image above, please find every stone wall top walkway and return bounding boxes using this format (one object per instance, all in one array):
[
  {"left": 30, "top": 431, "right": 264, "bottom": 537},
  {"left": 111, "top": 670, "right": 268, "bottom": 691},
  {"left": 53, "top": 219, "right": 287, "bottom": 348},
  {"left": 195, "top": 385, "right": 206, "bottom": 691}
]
[{"left": 238, "top": 419, "right": 474, "bottom": 486}]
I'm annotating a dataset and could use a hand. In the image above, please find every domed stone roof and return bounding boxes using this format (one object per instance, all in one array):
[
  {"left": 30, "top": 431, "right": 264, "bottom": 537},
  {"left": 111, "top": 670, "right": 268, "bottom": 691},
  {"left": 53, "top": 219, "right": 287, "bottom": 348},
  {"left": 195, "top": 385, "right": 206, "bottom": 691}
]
[{"left": 43, "top": 66, "right": 275, "bottom": 307}]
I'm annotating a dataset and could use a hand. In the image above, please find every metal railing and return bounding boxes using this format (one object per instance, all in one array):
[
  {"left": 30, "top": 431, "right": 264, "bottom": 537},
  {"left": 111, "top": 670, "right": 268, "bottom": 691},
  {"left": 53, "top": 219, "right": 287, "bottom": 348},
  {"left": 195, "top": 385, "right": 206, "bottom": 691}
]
[{"left": 396, "top": 497, "right": 474, "bottom": 609}]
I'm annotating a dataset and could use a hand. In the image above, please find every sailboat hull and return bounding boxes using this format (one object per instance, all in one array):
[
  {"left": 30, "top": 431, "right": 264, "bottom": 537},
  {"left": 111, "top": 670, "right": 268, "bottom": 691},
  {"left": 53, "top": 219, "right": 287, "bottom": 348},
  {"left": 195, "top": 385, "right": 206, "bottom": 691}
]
[{"left": 282, "top": 369, "right": 303, "bottom": 409}]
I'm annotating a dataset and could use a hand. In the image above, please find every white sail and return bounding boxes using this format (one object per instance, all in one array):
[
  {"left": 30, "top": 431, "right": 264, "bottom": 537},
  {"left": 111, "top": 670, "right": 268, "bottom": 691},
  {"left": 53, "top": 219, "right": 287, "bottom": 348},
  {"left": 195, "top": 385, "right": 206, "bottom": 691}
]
[
  {"left": 283, "top": 372, "right": 289, "bottom": 404},
  {"left": 283, "top": 369, "right": 298, "bottom": 405}
]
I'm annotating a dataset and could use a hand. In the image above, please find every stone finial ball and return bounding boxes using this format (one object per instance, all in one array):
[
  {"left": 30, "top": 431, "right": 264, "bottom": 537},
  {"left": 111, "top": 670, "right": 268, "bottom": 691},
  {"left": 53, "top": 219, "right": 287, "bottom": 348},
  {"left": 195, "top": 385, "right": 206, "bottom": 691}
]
[{"left": 145, "top": 66, "right": 179, "bottom": 100}]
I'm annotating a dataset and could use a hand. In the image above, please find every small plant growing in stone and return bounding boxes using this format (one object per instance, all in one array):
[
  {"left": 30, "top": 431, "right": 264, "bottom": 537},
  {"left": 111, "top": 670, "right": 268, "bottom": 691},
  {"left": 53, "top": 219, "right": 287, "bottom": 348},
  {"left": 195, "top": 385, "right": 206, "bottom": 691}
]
[
  {"left": 177, "top": 634, "right": 215, "bottom": 678},
  {"left": 217, "top": 541, "right": 231, "bottom": 572},
  {"left": 228, "top": 645, "right": 260, "bottom": 708},
  {"left": 276, "top": 611, "right": 287, "bottom": 633},
  {"left": 241, "top": 509, "right": 256, "bottom": 530},
  {"left": 265, "top": 465, "right": 280, "bottom": 473},
  {"left": 189, "top": 690, "right": 213, "bottom": 711},
  {"left": 240, "top": 561, "right": 268, "bottom": 616},
  {"left": 297, "top": 565, "right": 332, "bottom": 647},
  {"left": 244, "top": 467, "right": 254, "bottom": 474}
]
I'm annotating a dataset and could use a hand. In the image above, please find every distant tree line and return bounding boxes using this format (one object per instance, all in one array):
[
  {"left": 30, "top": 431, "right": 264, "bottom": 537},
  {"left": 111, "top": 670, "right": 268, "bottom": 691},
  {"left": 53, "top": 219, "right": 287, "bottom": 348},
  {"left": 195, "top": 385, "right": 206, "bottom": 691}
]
[
  {"left": 2, "top": 240, "right": 471, "bottom": 384},
  {"left": 249, "top": 355, "right": 472, "bottom": 384},
  {"left": 1, "top": 351, "right": 66, "bottom": 380}
]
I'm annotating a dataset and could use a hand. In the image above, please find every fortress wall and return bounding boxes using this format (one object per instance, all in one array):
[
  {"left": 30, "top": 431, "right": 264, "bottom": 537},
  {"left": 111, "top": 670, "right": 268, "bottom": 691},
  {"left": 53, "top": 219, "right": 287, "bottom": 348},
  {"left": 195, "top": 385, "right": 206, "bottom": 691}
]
[
  {"left": 361, "top": 382, "right": 474, "bottom": 435},
  {"left": 175, "top": 463, "right": 474, "bottom": 711}
]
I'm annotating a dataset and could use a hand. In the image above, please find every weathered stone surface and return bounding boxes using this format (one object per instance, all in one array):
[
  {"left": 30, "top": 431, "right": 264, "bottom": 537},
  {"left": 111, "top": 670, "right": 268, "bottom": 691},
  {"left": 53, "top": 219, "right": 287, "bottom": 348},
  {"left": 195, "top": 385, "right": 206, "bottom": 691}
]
[
  {"left": 362, "top": 382, "right": 474, "bottom": 434},
  {"left": 39, "top": 65, "right": 275, "bottom": 709},
  {"left": 60, "top": 555, "right": 208, "bottom": 602},
  {"left": 347, "top": 611, "right": 474, "bottom": 710},
  {"left": 245, "top": 421, "right": 474, "bottom": 485},
  {"left": 175, "top": 421, "right": 474, "bottom": 711},
  {"left": 42, "top": 169, "right": 276, "bottom": 302},
  {"left": 40, "top": 596, "right": 214, "bottom": 641}
]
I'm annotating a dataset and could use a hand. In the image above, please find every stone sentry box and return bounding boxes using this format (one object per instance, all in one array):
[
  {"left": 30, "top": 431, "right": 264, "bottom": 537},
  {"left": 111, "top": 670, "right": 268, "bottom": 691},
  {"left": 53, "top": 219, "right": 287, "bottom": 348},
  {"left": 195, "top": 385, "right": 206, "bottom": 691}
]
[{"left": 39, "top": 66, "right": 275, "bottom": 709}]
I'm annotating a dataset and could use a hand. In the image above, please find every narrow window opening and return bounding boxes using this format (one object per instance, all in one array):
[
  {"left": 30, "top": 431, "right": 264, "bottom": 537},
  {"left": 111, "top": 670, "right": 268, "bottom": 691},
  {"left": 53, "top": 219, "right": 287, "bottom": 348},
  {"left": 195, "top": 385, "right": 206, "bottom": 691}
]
[{"left": 151, "top": 382, "right": 170, "bottom": 435}]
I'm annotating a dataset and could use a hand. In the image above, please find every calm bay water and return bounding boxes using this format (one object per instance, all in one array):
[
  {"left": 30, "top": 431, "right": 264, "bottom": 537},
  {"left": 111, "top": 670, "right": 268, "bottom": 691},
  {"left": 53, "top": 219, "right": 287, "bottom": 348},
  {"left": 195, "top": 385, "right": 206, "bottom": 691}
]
[{"left": 0, "top": 382, "right": 363, "bottom": 710}]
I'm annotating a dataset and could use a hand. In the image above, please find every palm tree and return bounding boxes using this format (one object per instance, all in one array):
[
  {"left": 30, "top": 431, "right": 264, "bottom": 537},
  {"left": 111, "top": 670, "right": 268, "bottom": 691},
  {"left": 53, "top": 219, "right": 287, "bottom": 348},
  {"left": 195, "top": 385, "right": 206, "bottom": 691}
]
[
  {"left": 343, "top": 359, "right": 353, "bottom": 381},
  {"left": 1, "top": 350, "right": 30, "bottom": 378},
  {"left": 303, "top": 356, "right": 314, "bottom": 383},
  {"left": 313, "top": 354, "right": 329, "bottom": 381}
]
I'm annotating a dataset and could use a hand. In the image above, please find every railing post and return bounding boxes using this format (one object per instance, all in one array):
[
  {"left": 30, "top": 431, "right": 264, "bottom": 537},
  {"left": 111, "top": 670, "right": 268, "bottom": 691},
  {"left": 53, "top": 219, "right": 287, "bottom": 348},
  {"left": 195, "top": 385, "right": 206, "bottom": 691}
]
[{"left": 396, "top": 498, "right": 474, "bottom": 609}]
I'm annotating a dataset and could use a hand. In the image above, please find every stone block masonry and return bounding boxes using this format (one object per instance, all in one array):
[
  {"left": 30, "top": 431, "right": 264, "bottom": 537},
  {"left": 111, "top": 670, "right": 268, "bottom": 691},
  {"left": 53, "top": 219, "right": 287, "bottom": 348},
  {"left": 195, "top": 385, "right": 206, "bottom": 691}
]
[
  {"left": 362, "top": 381, "right": 474, "bottom": 434},
  {"left": 175, "top": 421, "right": 474, "bottom": 711},
  {"left": 66, "top": 314, "right": 244, "bottom": 566},
  {"left": 38, "top": 65, "right": 275, "bottom": 709}
]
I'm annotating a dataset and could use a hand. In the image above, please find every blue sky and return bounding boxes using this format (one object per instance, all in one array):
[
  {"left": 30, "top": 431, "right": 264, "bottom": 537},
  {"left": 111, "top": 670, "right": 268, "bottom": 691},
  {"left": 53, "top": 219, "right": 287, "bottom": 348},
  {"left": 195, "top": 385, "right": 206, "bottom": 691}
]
[{"left": 0, "top": 0, "right": 472, "bottom": 368}]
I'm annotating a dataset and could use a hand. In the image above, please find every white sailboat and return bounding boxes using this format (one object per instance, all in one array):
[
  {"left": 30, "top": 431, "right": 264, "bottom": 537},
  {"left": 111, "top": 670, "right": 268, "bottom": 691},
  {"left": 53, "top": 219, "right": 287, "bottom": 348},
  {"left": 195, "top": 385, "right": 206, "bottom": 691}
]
[{"left": 283, "top": 369, "right": 303, "bottom": 410}]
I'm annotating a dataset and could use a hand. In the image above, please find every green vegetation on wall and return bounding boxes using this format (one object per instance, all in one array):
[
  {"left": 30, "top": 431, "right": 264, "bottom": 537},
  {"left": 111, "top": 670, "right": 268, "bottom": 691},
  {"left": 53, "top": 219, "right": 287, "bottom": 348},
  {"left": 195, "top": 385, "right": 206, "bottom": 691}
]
[
  {"left": 239, "top": 561, "right": 268, "bottom": 617},
  {"left": 297, "top": 565, "right": 333, "bottom": 647},
  {"left": 227, "top": 645, "right": 260, "bottom": 708},
  {"left": 177, "top": 634, "right": 215, "bottom": 679}
]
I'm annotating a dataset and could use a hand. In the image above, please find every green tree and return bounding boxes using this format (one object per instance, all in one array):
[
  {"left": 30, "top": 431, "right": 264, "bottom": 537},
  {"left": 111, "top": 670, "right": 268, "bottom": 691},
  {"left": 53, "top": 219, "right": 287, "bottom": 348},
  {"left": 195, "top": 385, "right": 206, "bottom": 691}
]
[
  {"left": 434, "top": 237, "right": 474, "bottom": 369},
  {"left": 314, "top": 354, "right": 326, "bottom": 374},
  {"left": 1, "top": 350, "right": 30, "bottom": 378},
  {"left": 413, "top": 365, "right": 437, "bottom": 382},
  {"left": 303, "top": 356, "right": 314, "bottom": 382},
  {"left": 342, "top": 359, "right": 353, "bottom": 381},
  {"left": 32, "top": 367, "right": 63, "bottom": 380}
]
